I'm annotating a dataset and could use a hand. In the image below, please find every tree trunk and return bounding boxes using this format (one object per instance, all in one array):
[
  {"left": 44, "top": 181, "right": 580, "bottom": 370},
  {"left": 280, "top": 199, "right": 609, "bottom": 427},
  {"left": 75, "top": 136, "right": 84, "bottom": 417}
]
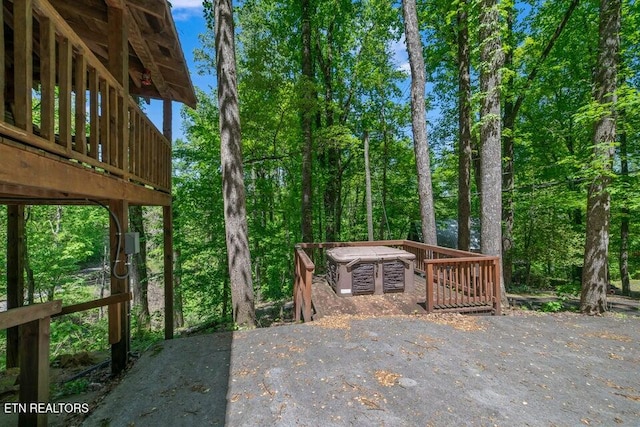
[
  {"left": 402, "top": 0, "right": 437, "bottom": 245},
  {"left": 581, "top": 0, "right": 620, "bottom": 315},
  {"left": 502, "top": 5, "right": 515, "bottom": 287},
  {"left": 619, "top": 119, "right": 630, "bottom": 296},
  {"left": 173, "top": 249, "right": 184, "bottom": 328},
  {"left": 301, "top": 0, "right": 314, "bottom": 243},
  {"left": 457, "top": 0, "right": 472, "bottom": 252},
  {"left": 129, "top": 205, "right": 150, "bottom": 329},
  {"left": 215, "top": 0, "right": 256, "bottom": 327},
  {"left": 379, "top": 108, "right": 389, "bottom": 240},
  {"left": 479, "top": 0, "right": 508, "bottom": 308},
  {"left": 364, "top": 131, "right": 374, "bottom": 241}
]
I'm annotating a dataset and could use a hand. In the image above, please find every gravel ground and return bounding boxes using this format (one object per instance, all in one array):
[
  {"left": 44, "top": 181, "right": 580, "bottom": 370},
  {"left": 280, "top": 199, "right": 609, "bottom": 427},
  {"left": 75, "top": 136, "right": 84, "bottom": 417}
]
[{"left": 82, "top": 312, "right": 640, "bottom": 427}]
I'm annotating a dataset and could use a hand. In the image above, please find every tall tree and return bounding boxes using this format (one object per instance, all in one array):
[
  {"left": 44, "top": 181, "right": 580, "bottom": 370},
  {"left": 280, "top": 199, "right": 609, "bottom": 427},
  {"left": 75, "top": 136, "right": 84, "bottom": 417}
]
[
  {"left": 301, "top": 0, "right": 314, "bottom": 243},
  {"left": 479, "top": 0, "right": 507, "bottom": 307},
  {"left": 501, "top": 0, "right": 580, "bottom": 286},
  {"left": 363, "top": 130, "right": 374, "bottom": 241},
  {"left": 581, "top": 0, "right": 621, "bottom": 314},
  {"left": 457, "top": 0, "right": 472, "bottom": 251},
  {"left": 212, "top": 0, "right": 256, "bottom": 326},
  {"left": 402, "top": 0, "right": 437, "bottom": 245}
]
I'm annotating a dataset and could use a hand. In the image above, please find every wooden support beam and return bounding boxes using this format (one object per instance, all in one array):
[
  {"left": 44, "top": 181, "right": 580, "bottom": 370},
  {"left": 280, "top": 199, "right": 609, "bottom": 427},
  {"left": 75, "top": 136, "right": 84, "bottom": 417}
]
[
  {"left": 75, "top": 54, "right": 88, "bottom": 154},
  {"left": 40, "top": 17, "right": 56, "bottom": 143},
  {"left": 108, "top": 5, "right": 129, "bottom": 174},
  {"left": 58, "top": 37, "right": 73, "bottom": 150},
  {"left": 0, "top": 142, "right": 172, "bottom": 206},
  {"left": 163, "top": 205, "right": 173, "bottom": 340},
  {"left": 14, "top": 0, "right": 33, "bottom": 132},
  {"left": 19, "top": 318, "right": 51, "bottom": 427},
  {"left": 109, "top": 200, "right": 129, "bottom": 375},
  {"left": 163, "top": 100, "right": 174, "bottom": 339},
  {"left": 6, "top": 205, "right": 25, "bottom": 368}
]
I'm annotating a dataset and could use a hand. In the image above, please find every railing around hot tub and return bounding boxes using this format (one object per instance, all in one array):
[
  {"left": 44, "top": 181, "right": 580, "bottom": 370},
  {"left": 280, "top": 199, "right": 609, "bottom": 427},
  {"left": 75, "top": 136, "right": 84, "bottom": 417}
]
[{"left": 293, "top": 240, "right": 501, "bottom": 322}]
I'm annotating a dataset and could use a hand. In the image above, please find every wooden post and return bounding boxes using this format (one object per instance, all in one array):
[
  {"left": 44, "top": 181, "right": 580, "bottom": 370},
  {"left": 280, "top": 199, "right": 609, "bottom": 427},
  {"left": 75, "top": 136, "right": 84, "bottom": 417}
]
[
  {"left": 13, "top": 0, "right": 33, "bottom": 132},
  {"left": 19, "top": 318, "right": 50, "bottom": 427},
  {"left": 108, "top": 4, "right": 128, "bottom": 172},
  {"left": 7, "top": 205, "right": 25, "bottom": 368},
  {"left": 163, "top": 206, "right": 174, "bottom": 339},
  {"left": 426, "top": 263, "right": 434, "bottom": 313},
  {"left": 163, "top": 99, "right": 174, "bottom": 339},
  {"left": 109, "top": 200, "right": 129, "bottom": 374}
]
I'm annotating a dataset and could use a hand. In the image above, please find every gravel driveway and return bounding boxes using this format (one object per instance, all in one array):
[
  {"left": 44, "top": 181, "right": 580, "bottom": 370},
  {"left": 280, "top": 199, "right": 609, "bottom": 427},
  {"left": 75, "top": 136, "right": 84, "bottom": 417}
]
[{"left": 83, "top": 312, "right": 640, "bottom": 426}]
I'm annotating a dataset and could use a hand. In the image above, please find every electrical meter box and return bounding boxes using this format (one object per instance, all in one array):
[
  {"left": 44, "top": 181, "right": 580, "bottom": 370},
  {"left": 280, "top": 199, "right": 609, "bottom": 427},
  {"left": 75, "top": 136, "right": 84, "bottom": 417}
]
[{"left": 125, "top": 232, "right": 140, "bottom": 255}]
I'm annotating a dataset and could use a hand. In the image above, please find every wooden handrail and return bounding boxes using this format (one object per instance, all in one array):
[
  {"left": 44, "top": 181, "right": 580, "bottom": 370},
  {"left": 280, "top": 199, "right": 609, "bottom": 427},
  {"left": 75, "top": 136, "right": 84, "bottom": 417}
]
[
  {"left": 0, "top": 301, "right": 62, "bottom": 330},
  {"left": 1, "top": 0, "right": 172, "bottom": 196},
  {"left": 292, "top": 240, "right": 502, "bottom": 319},
  {"left": 53, "top": 293, "right": 131, "bottom": 317}
]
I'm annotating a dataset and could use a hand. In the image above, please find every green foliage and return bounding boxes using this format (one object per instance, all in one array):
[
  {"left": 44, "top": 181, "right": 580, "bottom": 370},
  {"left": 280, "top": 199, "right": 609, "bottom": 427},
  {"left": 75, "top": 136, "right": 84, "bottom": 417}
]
[{"left": 54, "top": 379, "right": 89, "bottom": 399}]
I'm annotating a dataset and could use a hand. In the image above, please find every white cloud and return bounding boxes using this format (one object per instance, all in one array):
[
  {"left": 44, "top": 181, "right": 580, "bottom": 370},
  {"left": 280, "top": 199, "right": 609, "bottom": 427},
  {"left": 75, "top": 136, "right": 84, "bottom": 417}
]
[
  {"left": 170, "top": 0, "right": 204, "bottom": 8},
  {"left": 389, "top": 34, "right": 410, "bottom": 76},
  {"left": 169, "top": 0, "right": 203, "bottom": 21}
]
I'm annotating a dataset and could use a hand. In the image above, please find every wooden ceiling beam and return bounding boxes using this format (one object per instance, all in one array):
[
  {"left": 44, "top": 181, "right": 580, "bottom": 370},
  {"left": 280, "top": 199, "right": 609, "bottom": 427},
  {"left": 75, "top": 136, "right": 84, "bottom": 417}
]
[
  {"left": 105, "top": 0, "right": 125, "bottom": 9},
  {"left": 128, "top": 0, "right": 166, "bottom": 20},
  {"left": 126, "top": 7, "right": 170, "bottom": 98}
]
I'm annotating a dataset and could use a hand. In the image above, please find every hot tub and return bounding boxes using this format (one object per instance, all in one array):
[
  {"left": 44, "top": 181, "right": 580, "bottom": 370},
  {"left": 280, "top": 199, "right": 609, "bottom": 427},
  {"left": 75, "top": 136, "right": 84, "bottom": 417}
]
[{"left": 326, "top": 246, "right": 415, "bottom": 296}]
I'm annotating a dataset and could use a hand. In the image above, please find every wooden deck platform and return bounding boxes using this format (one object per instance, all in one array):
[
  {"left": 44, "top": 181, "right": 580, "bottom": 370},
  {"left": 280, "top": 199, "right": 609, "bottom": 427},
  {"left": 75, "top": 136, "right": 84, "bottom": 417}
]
[{"left": 311, "top": 272, "right": 496, "bottom": 319}]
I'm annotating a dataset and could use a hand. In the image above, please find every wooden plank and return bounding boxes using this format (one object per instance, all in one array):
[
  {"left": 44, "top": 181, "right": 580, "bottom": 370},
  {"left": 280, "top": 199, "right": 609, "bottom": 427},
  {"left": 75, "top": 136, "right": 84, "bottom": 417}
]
[
  {"left": 59, "top": 37, "right": 73, "bottom": 149},
  {"left": 109, "top": 86, "right": 118, "bottom": 167},
  {"left": 14, "top": 0, "right": 33, "bottom": 132},
  {"left": 109, "top": 200, "right": 129, "bottom": 374},
  {"left": 100, "top": 80, "right": 110, "bottom": 164},
  {"left": 127, "top": 12, "right": 170, "bottom": 97},
  {"left": 0, "top": 301, "right": 62, "bottom": 330},
  {"left": 89, "top": 68, "right": 100, "bottom": 159},
  {"left": 0, "top": 142, "right": 171, "bottom": 205},
  {"left": 117, "top": 95, "right": 127, "bottom": 171},
  {"left": 6, "top": 205, "right": 25, "bottom": 368},
  {"left": 54, "top": 293, "right": 131, "bottom": 317},
  {"left": 40, "top": 17, "right": 56, "bottom": 143},
  {"left": 75, "top": 54, "right": 88, "bottom": 154},
  {"left": 108, "top": 303, "right": 121, "bottom": 344},
  {"left": 164, "top": 205, "right": 174, "bottom": 339},
  {"left": 19, "top": 318, "right": 50, "bottom": 427}
]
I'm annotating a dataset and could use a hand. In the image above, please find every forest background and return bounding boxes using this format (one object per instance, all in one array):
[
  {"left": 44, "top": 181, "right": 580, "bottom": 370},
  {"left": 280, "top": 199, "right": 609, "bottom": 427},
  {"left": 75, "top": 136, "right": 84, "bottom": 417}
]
[{"left": 0, "top": 0, "right": 638, "bottom": 360}]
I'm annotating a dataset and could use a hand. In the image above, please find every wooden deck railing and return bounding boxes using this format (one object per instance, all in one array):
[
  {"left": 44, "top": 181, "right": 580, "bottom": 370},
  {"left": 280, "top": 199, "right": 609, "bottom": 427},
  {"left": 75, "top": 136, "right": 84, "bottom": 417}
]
[
  {"left": 0, "top": 0, "right": 171, "bottom": 193},
  {"left": 0, "top": 293, "right": 131, "bottom": 426},
  {"left": 294, "top": 240, "right": 501, "bottom": 320}
]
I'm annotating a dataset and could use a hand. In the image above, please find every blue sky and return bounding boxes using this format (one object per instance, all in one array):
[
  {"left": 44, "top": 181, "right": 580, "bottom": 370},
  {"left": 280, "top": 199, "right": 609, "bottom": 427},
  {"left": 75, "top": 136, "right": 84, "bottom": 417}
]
[{"left": 145, "top": 1, "right": 209, "bottom": 141}]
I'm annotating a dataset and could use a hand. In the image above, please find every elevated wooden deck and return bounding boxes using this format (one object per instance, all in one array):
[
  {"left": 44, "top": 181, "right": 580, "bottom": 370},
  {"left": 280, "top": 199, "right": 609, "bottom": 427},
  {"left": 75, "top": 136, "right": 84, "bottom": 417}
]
[{"left": 294, "top": 240, "right": 501, "bottom": 322}]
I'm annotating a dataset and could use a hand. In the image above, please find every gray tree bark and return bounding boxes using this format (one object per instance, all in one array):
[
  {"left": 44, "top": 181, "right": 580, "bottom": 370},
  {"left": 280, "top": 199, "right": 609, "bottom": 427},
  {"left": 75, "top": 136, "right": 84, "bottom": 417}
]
[
  {"left": 364, "top": 131, "right": 374, "bottom": 241},
  {"left": 479, "top": 0, "right": 508, "bottom": 308},
  {"left": 619, "top": 117, "right": 630, "bottom": 296},
  {"left": 581, "top": 0, "right": 620, "bottom": 314},
  {"left": 215, "top": 0, "right": 256, "bottom": 327},
  {"left": 401, "top": 0, "right": 437, "bottom": 245},
  {"left": 457, "top": 0, "right": 472, "bottom": 252}
]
